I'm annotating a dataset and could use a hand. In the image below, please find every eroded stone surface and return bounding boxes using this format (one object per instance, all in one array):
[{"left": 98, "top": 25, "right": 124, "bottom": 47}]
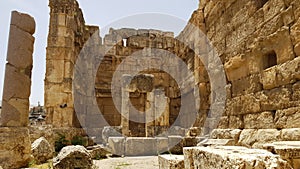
[
  {"left": 184, "top": 146, "right": 292, "bottom": 169},
  {"left": 158, "top": 155, "right": 184, "bottom": 169},
  {"left": 53, "top": 145, "right": 93, "bottom": 169},
  {"left": 0, "top": 127, "right": 32, "bottom": 169},
  {"left": 31, "top": 137, "right": 53, "bottom": 164}
]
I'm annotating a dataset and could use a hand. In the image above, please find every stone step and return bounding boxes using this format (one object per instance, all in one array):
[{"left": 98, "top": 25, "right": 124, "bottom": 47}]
[
  {"left": 158, "top": 155, "right": 184, "bottom": 169},
  {"left": 184, "top": 146, "right": 292, "bottom": 169},
  {"left": 197, "top": 139, "right": 235, "bottom": 146},
  {"left": 263, "top": 141, "right": 300, "bottom": 169}
]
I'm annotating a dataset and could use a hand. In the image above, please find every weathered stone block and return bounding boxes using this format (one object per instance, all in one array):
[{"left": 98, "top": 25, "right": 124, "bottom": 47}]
[
  {"left": 11, "top": 11, "right": 35, "bottom": 34},
  {"left": 157, "top": 137, "right": 168, "bottom": 154},
  {"left": 238, "top": 129, "right": 281, "bottom": 148},
  {"left": 2, "top": 63, "right": 31, "bottom": 101},
  {"left": 168, "top": 136, "right": 184, "bottom": 154},
  {"left": 261, "top": 66, "right": 278, "bottom": 90},
  {"left": 183, "top": 146, "right": 292, "bottom": 169},
  {"left": 125, "top": 137, "right": 157, "bottom": 156},
  {"left": 158, "top": 155, "right": 184, "bottom": 169},
  {"left": 0, "top": 99, "right": 29, "bottom": 127},
  {"left": 8, "top": 25, "right": 34, "bottom": 53},
  {"left": 31, "top": 137, "right": 53, "bottom": 164},
  {"left": 256, "top": 86, "right": 292, "bottom": 112},
  {"left": 228, "top": 116, "right": 244, "bottom": 129},
  {"left": 281, "top": 128, "right": 300, "bottom": 141},
  {"left": 53, "top": 145, "right": 93, "bottom": 169},
  {"left": 275, "top": 108, "right": 300, "bottom": 128},
  {"left": 45, "top": 59, "right": 65, "bottom": 83},
  {"left": 108, "top": 137, "right": 125, "bottom": 156},
  {"left": 244, "top": 112, "right": 275, "bottom": 129},
  {"left": 210, "top": 129, "right": 241, "bottom": 142},
  {"left": 0, "top": 127, "right": 32, "bottom": 169},
  {"left": 264, "top": 141, "right": 300, "bottom": 169}
]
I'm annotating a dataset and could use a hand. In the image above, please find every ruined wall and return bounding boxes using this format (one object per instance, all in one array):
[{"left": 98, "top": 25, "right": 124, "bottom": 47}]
[
  {"left": 183, "top": 0, "right": 300, "bottom": 130},
  {"left": 95, "top": 28, "right": 182, "bottom": 137},
  {"left": 45, "top": 0, "right": 99, "bottom": 127}
]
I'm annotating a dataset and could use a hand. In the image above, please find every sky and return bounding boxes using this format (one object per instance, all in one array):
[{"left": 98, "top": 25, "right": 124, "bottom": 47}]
[{"left": 0, "top": 0, "right": 198, "bottom": 106}]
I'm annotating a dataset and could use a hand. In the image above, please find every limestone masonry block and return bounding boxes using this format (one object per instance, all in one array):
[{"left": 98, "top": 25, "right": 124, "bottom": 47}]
[
  {"left": 0, "top": 127, "right": 32, "bottom": 169},
  {"left": 11, "top": 11, "right": 35, "bottom": 34},
  {"left": 184, "top": 146, "right": 292, "bottom": 169},
  {"left": 158, "top": 155, "right": 184, "bottom": 169}
]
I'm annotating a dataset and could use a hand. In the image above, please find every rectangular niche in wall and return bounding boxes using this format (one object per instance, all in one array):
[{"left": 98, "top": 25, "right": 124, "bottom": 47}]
[{"left": 263, "top": 50, "right": 277, "bottom": 70}]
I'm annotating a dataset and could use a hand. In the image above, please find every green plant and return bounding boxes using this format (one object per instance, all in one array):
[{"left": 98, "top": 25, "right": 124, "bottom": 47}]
[
  {"left": 54, "top": 133, "right": 69, "bottom": 152},
  {"left": 71, "top": 135, "right": 87, "bottom": 146},
  {"left": 28, "top": 160, "right": 36, "bottom": 167}
]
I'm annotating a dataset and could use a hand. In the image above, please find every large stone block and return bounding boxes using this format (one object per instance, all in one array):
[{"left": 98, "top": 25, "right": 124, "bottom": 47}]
[
  {"left": 244, "top": 112, "right": 275, "bottom": 129},
  {"left": 11, "top": 11, "right": 35, "bottom": 34},
  {"left": 7, "top": 25, "right": 34, "bottom": 53},
  {"left": 183, "top": 146, "right": 292, "bottom": 169},
  {"left": 0, "top": 127, "right": 32, "bottom": 169},
  {"left": 281, "top": 128, "right": 300, "bottom": 141},
  {"left": 258, "top": 87, "right": 292, "bottom": 111},
  {"left": 45, "top": 59, "right": 65, "bottom": 83},
  {"left": 275, "top": 108, "right": 300, "bottom": 128},
  {"left": 158, "top": 155, "right": 184, "bottom": 169},
  {"left": 0, "top": 99, "right": 29, "bottom": 127},
  {"left": 210, "top": 129, "right": 241, "bottom": 142},
  {"left": 157, "top": 137, "right": 168, "bottom": 154},
  {"left": 168, "top": 136, "right": 184, "bottom": 154},
  {"left": 2, "top": 64, "right": 31, "bottom": 101},
  {"left": 238, "top": 129, "right": 281, "bottom": 148},
  {"left": 108, "top": 137, "right": 125, "bottom": 156},
  {"left": 125, "top": 137, "right": 157, "bottom": 156},
  {"left": 264, "top": 141, "right": 300, "bottom": 169}
]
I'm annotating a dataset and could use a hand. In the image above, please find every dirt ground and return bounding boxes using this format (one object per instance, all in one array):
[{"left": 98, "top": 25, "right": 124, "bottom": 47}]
[{"left": 93, "top": 156, "right": 159, "bottom": 169}]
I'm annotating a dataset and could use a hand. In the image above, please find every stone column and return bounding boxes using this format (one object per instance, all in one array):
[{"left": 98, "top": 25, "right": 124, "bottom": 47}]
[
  {"left": 154, "top": 89, "right": 170, "bottom": 127},
  {"left": 121, "top": 75, "right": 131, "bottom": 136},
  {"left": 0, "top": 11, "right": 35, "bottom": 169},
  {"left": 145, "top": 92, "right": 155, "bottom": 137}
]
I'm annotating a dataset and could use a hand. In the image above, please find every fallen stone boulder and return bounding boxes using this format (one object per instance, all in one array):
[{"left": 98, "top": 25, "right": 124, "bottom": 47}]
[
  {"left": 53, "top": 145, "right": 93, "bottom": 169},
  {"left": 31, "top": 137, "right": 53, "bottom": 164}
]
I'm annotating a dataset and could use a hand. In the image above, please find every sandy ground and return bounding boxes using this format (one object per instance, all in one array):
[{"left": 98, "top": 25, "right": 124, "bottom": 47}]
[{"left": 93, "top": 156, "right": 159, "bottom": 169}]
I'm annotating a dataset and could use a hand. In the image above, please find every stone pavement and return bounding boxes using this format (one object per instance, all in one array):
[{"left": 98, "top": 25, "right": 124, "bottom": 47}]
[{"left": 93, "top": 156, "right": 159, "bottom": 169}]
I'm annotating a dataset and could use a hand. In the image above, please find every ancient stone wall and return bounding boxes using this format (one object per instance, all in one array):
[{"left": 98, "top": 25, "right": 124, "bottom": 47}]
[
  {"left": 183, "top": 0, "right": 300, "bottom": 130},
  {"left": 45, "top": 0, "right": 99, "bottom": 127},
  {"left": 94, "top": 28, "right": 182, "bottom": 137}
]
